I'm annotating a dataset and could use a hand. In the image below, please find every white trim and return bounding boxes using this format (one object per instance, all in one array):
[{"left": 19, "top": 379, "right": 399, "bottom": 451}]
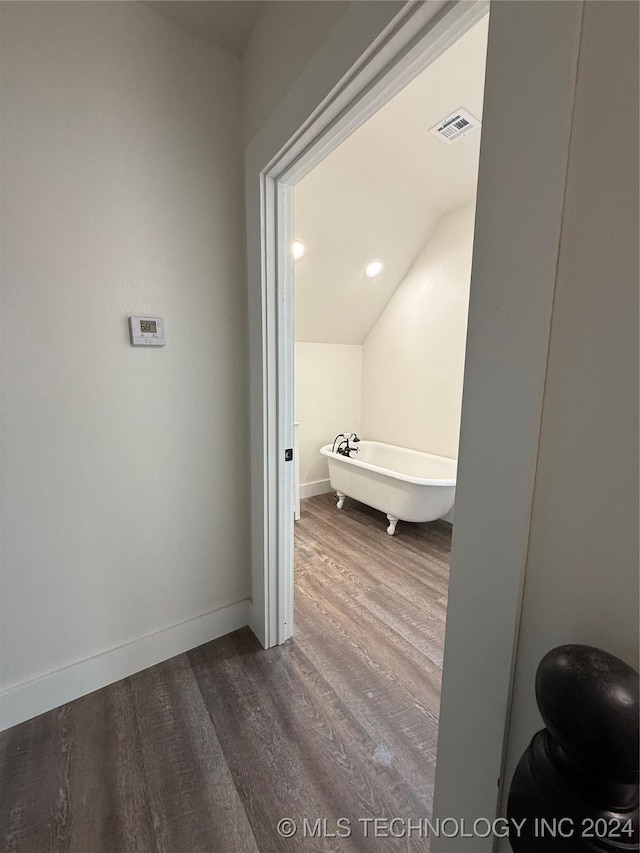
[
  {"left": 0, "top": 598, "right": 250, "bottom": 731},
  {"left": 275, "top": 180, "right": 295, "bottom": 643},
  {"left": 300, "top": 479, "right": 333, "bottom": 500}
]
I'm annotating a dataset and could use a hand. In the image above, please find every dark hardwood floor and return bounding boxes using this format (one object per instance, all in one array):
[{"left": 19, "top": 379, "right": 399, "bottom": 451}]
[{"left": 0, "top": 493, "right": 451, "bottom": 852}]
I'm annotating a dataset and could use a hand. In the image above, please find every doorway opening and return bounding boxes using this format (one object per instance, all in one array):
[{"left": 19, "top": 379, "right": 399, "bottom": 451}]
[
  {"left": 289, "top": 7, "right": 489, "bottom": 818},
  {"left": 259, "top": 0, "right": 490, "bottom": 650}
]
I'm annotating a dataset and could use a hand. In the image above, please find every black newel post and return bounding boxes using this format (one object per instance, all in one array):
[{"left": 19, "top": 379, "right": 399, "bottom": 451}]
[{"left": 507, "top": 644, "right": 639, "bottom": 853}]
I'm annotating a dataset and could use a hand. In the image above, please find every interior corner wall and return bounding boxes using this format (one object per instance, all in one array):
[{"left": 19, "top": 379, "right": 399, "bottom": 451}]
[
  {"left": 242, "top": 1, "right": 353, "bottom": 146},
  {"left": 295, "top": 342, "right": 362, "bottom": 488},
  {"left": 0, "top": 2, "right": 249, "bottom": 728},
  {"left": 361, "top": 201, "right": 475, "bottom": 459},
  {"left": 498, "top": 0, "right": 639, "bottom": 830}
]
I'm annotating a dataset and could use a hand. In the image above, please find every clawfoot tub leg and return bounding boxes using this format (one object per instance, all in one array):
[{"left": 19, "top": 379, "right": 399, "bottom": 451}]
[
  {"left": 386, "top": 515, "right": 399, "bottom": 536},
  {"left": 336, "top": 492, "right": 346, "bottom": 510}
]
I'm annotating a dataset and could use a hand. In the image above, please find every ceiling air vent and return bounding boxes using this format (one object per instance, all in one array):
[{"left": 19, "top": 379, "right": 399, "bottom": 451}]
[{"left": 430, "top": 108, "right": 480, "bottom": 143}]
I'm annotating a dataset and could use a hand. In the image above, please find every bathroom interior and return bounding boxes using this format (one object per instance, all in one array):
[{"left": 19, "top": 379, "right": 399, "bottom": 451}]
[{"left": 291, "top": 11, "right": 488, "bottom": 814}]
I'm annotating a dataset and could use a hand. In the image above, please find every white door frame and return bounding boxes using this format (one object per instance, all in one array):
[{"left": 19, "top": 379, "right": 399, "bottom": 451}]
[
  {"left": 257, "top": 0, "right": 489, "bottom": 647},
  {"left": 246, "top": 0, "right": 584, "bottom": 840}
]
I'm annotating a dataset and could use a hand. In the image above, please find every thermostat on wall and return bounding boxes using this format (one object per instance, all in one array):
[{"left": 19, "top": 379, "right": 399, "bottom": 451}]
[{"left": 129, "top": 316, "right": 166, "bottom": 346}]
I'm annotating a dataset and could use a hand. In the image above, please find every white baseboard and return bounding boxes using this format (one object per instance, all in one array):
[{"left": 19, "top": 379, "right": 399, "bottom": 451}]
[
  {"left": 300, "top": 479, "right": 333, "bottom": 499},
  {"left": 0, "top": 598, "right": 250, "bottom": 732}
]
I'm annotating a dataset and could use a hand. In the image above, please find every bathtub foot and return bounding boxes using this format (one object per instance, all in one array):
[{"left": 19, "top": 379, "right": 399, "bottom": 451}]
[
  {"left": 386, "top": 515, "right": 399, "bottom": 536},
  {"left": 336, "top": 492, "right": 346, "bottom": 510}
]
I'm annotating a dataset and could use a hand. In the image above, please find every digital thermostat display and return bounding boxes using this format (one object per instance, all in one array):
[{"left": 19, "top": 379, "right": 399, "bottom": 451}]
[{"left": 129, "top": 316, "right": 166, "bottom": 347}]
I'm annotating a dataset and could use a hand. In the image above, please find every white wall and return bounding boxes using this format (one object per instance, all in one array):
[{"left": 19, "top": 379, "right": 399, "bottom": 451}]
[
  {"left": 295, "top": 343, "right": 362, "bottom": 488},
  {"left": 362, "top": 202, "right": 475, "bottom": 458},
  {"left": 499, "top": 0, "right": 639, "bottom": 831},
  {"left": 0, "top": 1, "right": 249, "bottom": 728}
]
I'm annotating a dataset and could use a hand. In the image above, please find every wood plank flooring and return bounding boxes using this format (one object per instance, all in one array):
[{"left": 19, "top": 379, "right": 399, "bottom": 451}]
[{"left": 0, "top": 493, "right": 451, "bottom": 852}]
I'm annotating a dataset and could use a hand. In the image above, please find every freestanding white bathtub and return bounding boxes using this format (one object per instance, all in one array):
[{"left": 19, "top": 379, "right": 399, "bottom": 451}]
[{"left": 320, "top": 440, "right": 456, "bottom": 535}]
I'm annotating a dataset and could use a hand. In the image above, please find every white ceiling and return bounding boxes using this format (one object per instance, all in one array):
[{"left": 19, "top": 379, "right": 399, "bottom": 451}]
[
  {"left": 295, "top": 14, "right": 489, "bottom": 345},
  {"left": 143, "top": 1, "right": 264, "bottom": 57}
]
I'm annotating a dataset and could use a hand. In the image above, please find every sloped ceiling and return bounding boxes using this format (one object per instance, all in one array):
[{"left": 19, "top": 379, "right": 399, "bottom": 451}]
[{"left": 295, "top": 14, "right": 489, "bottom": 345}]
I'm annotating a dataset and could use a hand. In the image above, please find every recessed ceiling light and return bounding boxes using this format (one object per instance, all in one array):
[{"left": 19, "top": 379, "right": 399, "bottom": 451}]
[
  {"left": 365, "top": 259, "right": 384, "bottom": 278},
  {"left": 292, "top": 240, "right": 305, "bottom": 260}
]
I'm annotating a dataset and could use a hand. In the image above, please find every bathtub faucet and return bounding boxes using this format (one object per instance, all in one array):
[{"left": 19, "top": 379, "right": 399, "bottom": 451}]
[{"left": 336, "top": 432, "right": 360, "bottom": 457}]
